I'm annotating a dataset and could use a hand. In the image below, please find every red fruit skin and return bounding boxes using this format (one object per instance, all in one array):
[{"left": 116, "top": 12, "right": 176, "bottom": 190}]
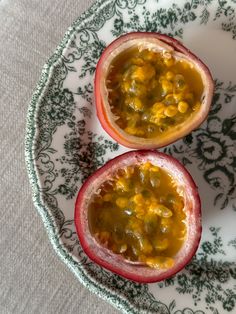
[
  {"left": 74, "top": 150, "right": 202, "bottom": 283},
  {"left": 95, "top": 32, "right": 214, "bottom": 149}
]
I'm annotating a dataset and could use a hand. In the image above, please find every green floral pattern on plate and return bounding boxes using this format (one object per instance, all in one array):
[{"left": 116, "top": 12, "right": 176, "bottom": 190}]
[{"left": 25, "top": 0, "right": 236, "bottom": 313}]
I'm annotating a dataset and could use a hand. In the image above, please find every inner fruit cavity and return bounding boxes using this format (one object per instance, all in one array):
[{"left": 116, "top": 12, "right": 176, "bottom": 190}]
[
  {"left": 88, "top": 161, "right": 187, "bottom": 269},
  {"left": 106, "top": 47, "right": 204, "bottom": 138}
]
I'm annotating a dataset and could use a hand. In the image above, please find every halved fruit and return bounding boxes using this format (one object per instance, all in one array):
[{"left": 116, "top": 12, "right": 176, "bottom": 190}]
[
  {"left": 74, "top": 150, "right": 201, "bottom": 283},
  {"left": 95, "top": 32, "right": 214, "bottom": 149}
]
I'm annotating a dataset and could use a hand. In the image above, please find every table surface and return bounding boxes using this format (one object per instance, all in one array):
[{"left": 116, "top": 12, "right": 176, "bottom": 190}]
[{"left": 0, "top": 1, "right": 119, "bottom": 313}]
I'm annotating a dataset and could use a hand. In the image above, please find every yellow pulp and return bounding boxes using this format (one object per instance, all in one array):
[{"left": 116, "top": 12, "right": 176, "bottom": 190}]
[
  {"left": 106, "top": 47, "right": 204, "bottom": 138},
  {"left": 88, "top": 162, "right": 186, "bottom": 269}
]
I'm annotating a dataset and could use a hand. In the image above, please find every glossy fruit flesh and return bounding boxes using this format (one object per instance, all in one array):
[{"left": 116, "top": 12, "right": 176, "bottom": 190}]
[
  {"left": 95, "top": 32, "right": 214, "bottom": 149},
  {"left": 75, "top": 150, "right": 202, "bottom": 283},
  {"left": 88, "top": 161, "right": 186, "bottom": 269},
  {"left": 107, "top": 47, "right": 203, "bottom": 138}
]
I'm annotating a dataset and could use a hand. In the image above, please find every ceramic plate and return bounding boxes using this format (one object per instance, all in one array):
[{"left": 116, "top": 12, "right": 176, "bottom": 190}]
[{"left": 25, "top": 0, "right": 236, "bottom": 313}]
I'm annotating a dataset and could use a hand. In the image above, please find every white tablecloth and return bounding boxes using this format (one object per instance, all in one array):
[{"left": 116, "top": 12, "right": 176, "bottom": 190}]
[{"left": 0, "top": 1, "right": 118, "bottom": 313}]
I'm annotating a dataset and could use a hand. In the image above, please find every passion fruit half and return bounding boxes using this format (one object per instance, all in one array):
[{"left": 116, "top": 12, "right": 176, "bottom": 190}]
[
  {"left": 74, "top": 150, "right": 201, "bottom": 283},
  {"left": 95, "top": 32, "right": 214, "bottom": 149}
]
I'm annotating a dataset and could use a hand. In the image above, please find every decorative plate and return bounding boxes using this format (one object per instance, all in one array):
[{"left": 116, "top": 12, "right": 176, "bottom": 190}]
[{"left": 25, "top": 0, "right": 236, "bottom": 313}]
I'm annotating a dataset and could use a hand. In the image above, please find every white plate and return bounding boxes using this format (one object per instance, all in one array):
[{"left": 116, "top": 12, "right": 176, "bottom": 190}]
[{"left": 25, "top": 0, "right": 236, "bottom": 313}]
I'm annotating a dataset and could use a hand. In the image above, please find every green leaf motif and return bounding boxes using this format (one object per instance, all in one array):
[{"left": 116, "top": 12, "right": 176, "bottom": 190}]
[
  {"left": 55, "top": 120, "right": 119, "bottom": 200},
  {"left": 200, "top": 8, "right": 210, "bottom": 24},
  {"left": 228, "top": 238, "right": 236, "bottom": 249},
  {"left": 173, "top": 308, "right": 205, "bottom": 314},
  {"left": 79, "top": 39, "right": 106, "bottom": 78},
  {"left": 222, "top": 22, "right": 236, "bottom": 39},
  {"left": 158, "top": 227, "right": 236, "bottom": 313}
]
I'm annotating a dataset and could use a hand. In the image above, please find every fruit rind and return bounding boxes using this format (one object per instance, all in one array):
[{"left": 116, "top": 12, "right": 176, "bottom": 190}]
[
  {"left": 95, "top": 32, "right": 214, "bottom": 149},
  {"left": 74, "top": 150, "right": 202, "bottom": 283}
]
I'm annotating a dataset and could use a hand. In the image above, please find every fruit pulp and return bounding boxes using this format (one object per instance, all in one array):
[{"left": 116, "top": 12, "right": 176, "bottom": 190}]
[
  {"left": 106, "top": 47, "right": 204, "bottom": 138},
  {"left": 88, "top": 162, "right": 187, "bottom": 269}
]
